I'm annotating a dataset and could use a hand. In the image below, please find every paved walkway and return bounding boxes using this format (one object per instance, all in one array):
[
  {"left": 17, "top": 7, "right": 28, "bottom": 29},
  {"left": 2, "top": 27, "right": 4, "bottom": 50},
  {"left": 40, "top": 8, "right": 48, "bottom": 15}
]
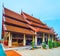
[
  {"left": 15, "top": 47, "right": 60, "bottom": 56},
  {"left": 4, "top": 46, "right": 32, "bottom": 51},
  {"left": 4, "top": 45, "right": 41, "bottom": 51}
]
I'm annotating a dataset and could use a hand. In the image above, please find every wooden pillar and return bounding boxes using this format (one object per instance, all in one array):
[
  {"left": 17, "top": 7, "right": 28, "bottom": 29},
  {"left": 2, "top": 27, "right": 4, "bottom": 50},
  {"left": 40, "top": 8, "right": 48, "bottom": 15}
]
[
  {"left": 48, "top": 34, "right": 50, "bottom": 41},
  {"left": 35, "top": 32, "right": 37, "bottom": 45},
  {"left": 8, "top": 32, "right": 12, "bottom": 47},
  {"left": 42, "top": 33, "right": 45, "bottom": 42},
  {"left": 52, "top": 35, "right": 54, "bottom": 42},
  {"left": 23, "top": 34, "right": 26, "bottom": 46}
]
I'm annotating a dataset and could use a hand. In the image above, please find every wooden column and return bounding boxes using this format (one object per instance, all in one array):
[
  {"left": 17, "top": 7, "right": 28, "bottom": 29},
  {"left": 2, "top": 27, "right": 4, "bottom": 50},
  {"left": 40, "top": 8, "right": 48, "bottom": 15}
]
[
  {"left": 52, "top": 35, "right": 54, "bottom": 42},
  {"left": 48, "top": 34, "right": 50, "bottom": 41},
  {"left": 8, "top": 32, "right": 12, "bottom": 47},
  {"left": 23, "top": 34, "right": 26, "bottom": 46},
  {"left": 42, "top": 33, "right": 45, "bottom": 42},
  {"left": 35, "top": 32, "right": 37, "bottom": 45}
]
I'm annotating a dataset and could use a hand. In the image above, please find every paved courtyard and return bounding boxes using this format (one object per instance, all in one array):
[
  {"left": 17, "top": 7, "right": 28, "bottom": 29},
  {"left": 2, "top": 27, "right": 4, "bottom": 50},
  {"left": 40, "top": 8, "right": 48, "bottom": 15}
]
[{"left": 15, "top": 47, "right": 60, "bottom": 56}]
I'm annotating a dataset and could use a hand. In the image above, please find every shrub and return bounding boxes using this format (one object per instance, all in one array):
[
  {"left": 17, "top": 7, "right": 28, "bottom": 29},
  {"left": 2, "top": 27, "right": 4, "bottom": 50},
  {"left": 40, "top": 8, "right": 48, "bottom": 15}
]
[
  {"left": 42, "top": 42, "right": 46, "bottom": 49},
  {"left": 31, "top": 41, "right": 35, "bottom": 49},
  {"left": 52, "top": 41, "right": 60, "bottom": 48},
  {"left": 48, "top": 39, "right": 53, "bottom": 49},
  {"left": 52, "top": 41, "right": 55, "bottom": 48},
  {"left": 56, "top": 42, "right": 60, "bottom": 47},
  {"left": 58, "top": 42, "right": 60, "bottom": 46},
  {"left": 56, "top": 42, "right": 59, "bottom": 47}
]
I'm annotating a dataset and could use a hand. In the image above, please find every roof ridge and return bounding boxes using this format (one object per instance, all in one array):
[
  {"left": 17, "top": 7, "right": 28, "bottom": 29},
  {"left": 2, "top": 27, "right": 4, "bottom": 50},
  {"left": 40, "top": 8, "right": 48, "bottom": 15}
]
[
  {"left": 22, "top": 11, "right": 45, "bottom": 25},
  {"left": 4, "top": 7, "right": 21, "bottom": 16},
  {"left": 22, "top": 11, "right": 40, "bottom": 20}
]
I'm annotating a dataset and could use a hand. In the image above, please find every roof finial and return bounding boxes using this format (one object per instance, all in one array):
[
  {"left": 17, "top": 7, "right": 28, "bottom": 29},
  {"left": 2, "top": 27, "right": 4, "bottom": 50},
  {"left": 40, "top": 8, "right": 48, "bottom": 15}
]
[
  {"left": 21, "top": 9, "right": 23, "bottom": 14},
  {"left": 2, "top": 2, "right": 4, "bottom": 8},
  {"left": 2, "top": 2, "right": 5, "bottom": 14},
  {"left": 31, "top": 14, "right": 33, "bottom": 16}
]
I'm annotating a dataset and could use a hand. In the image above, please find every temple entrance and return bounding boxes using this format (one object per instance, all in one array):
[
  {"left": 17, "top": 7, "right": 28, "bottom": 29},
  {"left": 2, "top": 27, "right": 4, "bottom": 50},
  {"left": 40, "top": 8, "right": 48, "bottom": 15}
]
[
  {"left": 37, "top": 38, "right": 42, "bottom": 45},
  {"left": 45, "top": 37, "right": 48, "bottom": 44},
  {"left": 12, "top": 33, "right": 23, "bottom": 46},
  {"left": 26, "top": 40, "right": 32, "bottom": 45},
  {"left": 26, "top": 35, "right": 33, "bottom": 45},
  {"left": 37, "top": 32, "right": 43, "bottom": 45},
  {"left": 45, "top": 34, "right": 48, "bottom": 44}
]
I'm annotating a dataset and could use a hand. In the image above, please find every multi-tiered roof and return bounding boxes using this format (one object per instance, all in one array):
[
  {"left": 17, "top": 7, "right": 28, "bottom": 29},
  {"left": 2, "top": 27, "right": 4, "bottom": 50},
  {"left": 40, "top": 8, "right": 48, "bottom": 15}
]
[
  {"left": 21, "top": 12, "right": 55, "bottom": 34},
  {"left": 3, "top": 8, "right": 35, "bottom": 35},
  {"left": 2, "top": 7, "right": 55, "bottom": 36}
]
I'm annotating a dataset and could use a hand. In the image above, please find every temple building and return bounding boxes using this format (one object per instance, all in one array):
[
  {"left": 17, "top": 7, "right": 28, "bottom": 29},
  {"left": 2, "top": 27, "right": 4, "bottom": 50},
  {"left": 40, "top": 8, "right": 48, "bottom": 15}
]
[{"left": 2, "top": 7, "right": 56, "bottom": 47}]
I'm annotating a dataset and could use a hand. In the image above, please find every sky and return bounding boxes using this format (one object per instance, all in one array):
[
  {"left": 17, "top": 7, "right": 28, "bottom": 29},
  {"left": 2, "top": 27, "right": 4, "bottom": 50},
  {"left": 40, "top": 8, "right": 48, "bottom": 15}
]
[{"left": 0, "top": 0, "right": 60, "bottom": 39}]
